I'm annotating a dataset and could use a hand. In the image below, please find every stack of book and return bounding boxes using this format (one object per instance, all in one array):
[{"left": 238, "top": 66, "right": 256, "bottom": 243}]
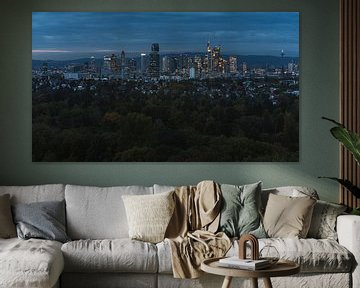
[{"left": 218, "top": 257, "right": 271, "bottom": 270}]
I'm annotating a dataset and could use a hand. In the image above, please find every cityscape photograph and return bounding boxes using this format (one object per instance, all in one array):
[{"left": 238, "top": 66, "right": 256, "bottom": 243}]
[{"left": 32, "top": 12, "right": 299, "bottom": 162}]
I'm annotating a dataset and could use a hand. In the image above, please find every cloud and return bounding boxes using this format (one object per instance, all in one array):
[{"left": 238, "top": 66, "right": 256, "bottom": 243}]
[
  {"left": 32, "top": 12, "right": 299, "bottom": 57},
  {"left": 32, "top": 49, "right": 72, "bottom": 53}
]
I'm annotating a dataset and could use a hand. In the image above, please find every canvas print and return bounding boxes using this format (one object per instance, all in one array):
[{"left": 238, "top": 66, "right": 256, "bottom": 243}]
[{"left": 32, "top": 12, "right": 299, "bottom": 162}]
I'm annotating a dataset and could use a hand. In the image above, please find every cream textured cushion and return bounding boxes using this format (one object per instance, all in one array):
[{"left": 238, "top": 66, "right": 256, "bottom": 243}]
[
  {"left": 0, "top": 194, "right": 16, "bottom": 238},
  {"left": 122, "top": 191, "right": 175, "bottom": 243},
  {"left": 263, "top": 193, "right": 316, "bottom": 238}
]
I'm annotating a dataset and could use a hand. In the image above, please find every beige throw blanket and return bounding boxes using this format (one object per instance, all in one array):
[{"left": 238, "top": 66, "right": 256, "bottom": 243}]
[{"left": 165, "top": 180, "right": 231, "bottom": 279}]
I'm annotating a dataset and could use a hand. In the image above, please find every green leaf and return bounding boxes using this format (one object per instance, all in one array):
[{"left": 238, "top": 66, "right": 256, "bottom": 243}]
[
  {"left": 318, "top": 176, "right": 360, "bottom": 198},
  {"left": 330, "top": 126, "right": 360, "bottom": 165},
  {"left": 322, "top": 117, "right": 360, "bottom": 165}
]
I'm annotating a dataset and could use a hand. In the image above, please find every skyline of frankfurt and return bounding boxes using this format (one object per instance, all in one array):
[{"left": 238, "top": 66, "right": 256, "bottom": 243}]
[{"left": 32, "top": 12, "right": 299, "bottom": 61}]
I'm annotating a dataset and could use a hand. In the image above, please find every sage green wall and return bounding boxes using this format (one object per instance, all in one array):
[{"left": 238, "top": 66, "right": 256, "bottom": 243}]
[{"left": 0, "top": 0, "right": 340, "bottom": 202}]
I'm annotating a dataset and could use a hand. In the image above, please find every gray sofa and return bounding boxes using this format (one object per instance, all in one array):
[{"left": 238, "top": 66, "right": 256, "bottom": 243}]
[{"left": 0, "top": 184, "right": 359, "bottom": 288}]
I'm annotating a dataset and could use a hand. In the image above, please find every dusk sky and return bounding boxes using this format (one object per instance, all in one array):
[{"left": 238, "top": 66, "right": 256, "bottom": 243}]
[{"left": 32, "top": 12, "right": 299, "bottom": 60}]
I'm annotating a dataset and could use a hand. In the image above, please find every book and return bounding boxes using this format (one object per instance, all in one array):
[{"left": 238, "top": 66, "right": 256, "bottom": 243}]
[{"left": 218, "top": 257, "right": 271, "bottom": 270}]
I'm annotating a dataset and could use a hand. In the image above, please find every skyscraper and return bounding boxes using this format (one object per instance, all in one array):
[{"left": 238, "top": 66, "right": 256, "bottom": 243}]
[
  {"left": 148, "top": 43, "right": 160, "bottom": 79},
  {"left": 120, "top": 50, "right": 126, "bottom": 78},
  {"left": 229, "top": 56, "right": 237, "bottom": 73},
  {"left": 140, "top": 53, "right": 148, "bottom": 74},
  {"left": 110, "top": 54, "right": 118, "bottom": 72}
]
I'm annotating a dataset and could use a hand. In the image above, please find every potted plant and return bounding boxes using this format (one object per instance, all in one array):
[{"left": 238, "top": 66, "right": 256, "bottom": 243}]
[{"left": 320, "top": 117, "right": 360, "bottom": 215}]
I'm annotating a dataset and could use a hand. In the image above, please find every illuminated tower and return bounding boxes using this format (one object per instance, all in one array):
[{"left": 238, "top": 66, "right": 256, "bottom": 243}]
[
  {"left": 213, "top": 46, "right": 221, "bottom": 72},
  {"left": 89, "top": 56, "right": 96, "bottom": 73},
  {"left": 148, "top": 43, "right": 160, "bottom": 79},
  {"left": 140, "top": 53, "right": 147, "bottom": 74},
  {"left": 206, "top": 41, "right": 213, "bottom": 72},
  {"left": 103, "top": 55, "right": 112, "bottom": 74},
  {"left": 110, "top": 54, "right": 118, "bottom": 72},
  {"left": 229, "top": 56, "right": 237, "bottom": 73}
]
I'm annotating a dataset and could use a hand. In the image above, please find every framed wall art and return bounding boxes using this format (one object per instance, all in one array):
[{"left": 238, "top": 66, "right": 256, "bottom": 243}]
[{"left": 32, "top": 12, "right": 299, "bottom": 162}]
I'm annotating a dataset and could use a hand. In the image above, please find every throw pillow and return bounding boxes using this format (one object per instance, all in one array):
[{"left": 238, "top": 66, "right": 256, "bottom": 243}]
[
  {"left": 218, "top": 182, "right": 266, "bottom": 238},
  {"left": 122, "top": 190, "right": 175, "bottom": 243},
  {"left": 12, "top": 200, "right": 70, "bottom": 243},
  {"left": 307, "top": 200, "right": 347, "bottom": 240},
  {"left": 0, "top": 194, "right": 17, "bottom": 238},
  {"left": 263, "top": 193, "right": 316, "bottom": 238}
]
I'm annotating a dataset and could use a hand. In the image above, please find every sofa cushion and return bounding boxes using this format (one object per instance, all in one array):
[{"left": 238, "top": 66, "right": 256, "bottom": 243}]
[
  {"left": 218, "top": 182, "right": 266, "bottom": 238},
  {"left": 122, "top": 191, "right": 175, "bottom": 243},
  {"left": 0, "top": 194, "right": 16, "bottom": 238},
  {"left": 307, "top": 200, "right": 347, "bottom": 240},
  {"left": 61, "top": 239, "right": 158, "bottom": 273},
  {"left": 65, "top": 185, "right": 153, "bottom": 239},
  {"left": 12, "top": 200, "right": 70, "bottom": 243},
  {"left": 0, "top": 184, "right": 65, "bottom": 204},
  {"left": 263, "top": 193, "right": 316, "bottom": 238},
  {"left": 0, "top": 238, "right": 64, "bottom": 288},
  {"left": 235, "top": 238, "right": 353, "bottom": 273},
  {"left": 261, "top": 186, "right": 319, "bottom": 212},
  {"left": 158, "top": 237, "right": 353, "bottom": 274}
]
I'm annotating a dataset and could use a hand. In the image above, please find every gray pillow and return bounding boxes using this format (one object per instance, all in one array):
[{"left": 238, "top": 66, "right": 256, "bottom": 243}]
[
  {"left": 307, "top": 200, "right": 347, "bottom": 240},
  {"left": 218, "top": 182, "right": 266, "bottom": 238},
  {"left": 12, "top": 200, "right": 70, "bottom": 243}
]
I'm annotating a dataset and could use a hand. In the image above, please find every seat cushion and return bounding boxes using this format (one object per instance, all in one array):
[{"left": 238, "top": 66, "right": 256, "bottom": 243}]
[
  {"left": 0, "top": 238, "right": 64, "bottom": 288},
  {"left": 61, "top": 239, "right": 158, "bottom": 273},
  {"left": 230, "top": 238, "right": 354, "bottom": 273},
  {"left": 157, "top": 238, "right": 354, "bottom": 274},
  {"left": 65, "top": 185, "right": 153, "bottom": 239}
]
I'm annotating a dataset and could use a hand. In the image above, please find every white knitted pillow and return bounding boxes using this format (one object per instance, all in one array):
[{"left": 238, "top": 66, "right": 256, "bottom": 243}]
[{"left": 122, "top": 191, "right": 175, "bottom": 243}]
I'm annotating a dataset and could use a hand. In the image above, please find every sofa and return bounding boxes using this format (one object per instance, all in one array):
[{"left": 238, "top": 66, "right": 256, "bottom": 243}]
[{"left": 0, "top": 183, "right": 359, "bottom": 288}]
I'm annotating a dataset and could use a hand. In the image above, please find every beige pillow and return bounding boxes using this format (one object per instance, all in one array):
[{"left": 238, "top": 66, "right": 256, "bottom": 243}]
[
  {"left": 0, "top": 194, "right": 17, "bottom": 238},
  {"left": 122, "top": 191, "right": 175, "bottom": 243},
  {"left": 263, "top": 193, "right": 316, "bottom": 238}
]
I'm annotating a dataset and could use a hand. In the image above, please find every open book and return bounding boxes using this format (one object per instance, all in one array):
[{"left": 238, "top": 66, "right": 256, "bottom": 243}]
[{"left": 218, "top": 257, "right": 271, "bottom": 270}]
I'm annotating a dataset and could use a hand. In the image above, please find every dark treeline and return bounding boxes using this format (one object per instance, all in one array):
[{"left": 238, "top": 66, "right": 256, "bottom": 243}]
[{"left": 32, "top": 78, "right": 299, "bottom": 162}]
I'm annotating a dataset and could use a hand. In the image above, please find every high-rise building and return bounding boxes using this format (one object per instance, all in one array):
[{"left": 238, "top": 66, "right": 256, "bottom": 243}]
[
  {"left": 148, "top": 43, "right": 160, "bottom": 79},
  {"left": 229, "top": 56, "right": 237, "bottom": 73},
  {"left": 189, "top": 67, "right": 196, "bottom": 79},
  {"left": 110, "top": 54, "right": 118, "bottom": 72},
  {"left": 162, "top": 56, "right": 176, "bottom": 74},
  {"left": 140, "top": 53, "right": 148, "bottom": 74},
  {"left": 128, "top": 58, "right": 137, "bottom": 78},
  {"left": 242, "top": 62, "right": 248, "bottom": 74},
  {"left": 89, "top": 56, "right": 97, "bottom": 73},
  {"left": 288, "top": 61, "right": 295, "bottom": 74},
  {"left": 120, "top": 50, "right": 126, "bottom": 78},
  {"left": 206, "top": 41, "right": 213, "bottom": 72},
  {"left": 103, "top": 55, "right": 112, "bottom": 71},
  {"left": 213, "top": 46, "right": 221, "bottom": 72},
  {"left": 120, "top": 50, "right": 126, "bottom": 66}
]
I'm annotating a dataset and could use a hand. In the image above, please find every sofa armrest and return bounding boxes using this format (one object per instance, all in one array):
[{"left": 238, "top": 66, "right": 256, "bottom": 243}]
[{"left": 337, "top": 215, "right": 360, "bottom": 288}]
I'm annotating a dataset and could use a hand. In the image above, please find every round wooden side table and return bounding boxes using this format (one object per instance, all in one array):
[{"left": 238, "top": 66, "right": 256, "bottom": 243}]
[{"left": 201, "top": 257, "right": 300, "bottom": 288}]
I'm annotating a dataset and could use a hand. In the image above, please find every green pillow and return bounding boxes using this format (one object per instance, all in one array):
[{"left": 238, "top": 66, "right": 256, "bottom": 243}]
[{"left": 218, "top": 182, "right": 266, "bottom": 238}]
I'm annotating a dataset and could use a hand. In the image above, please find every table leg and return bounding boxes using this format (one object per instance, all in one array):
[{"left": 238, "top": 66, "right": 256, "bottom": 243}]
[
  {"left": 263, "top": 277, "right": 273, "bottom": 288},
  {"left": 221, "top": 276, "right": 233, "bottom": 288},
  {"left": 251, "top": 278, "right": 258, "bottom": 288}
]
